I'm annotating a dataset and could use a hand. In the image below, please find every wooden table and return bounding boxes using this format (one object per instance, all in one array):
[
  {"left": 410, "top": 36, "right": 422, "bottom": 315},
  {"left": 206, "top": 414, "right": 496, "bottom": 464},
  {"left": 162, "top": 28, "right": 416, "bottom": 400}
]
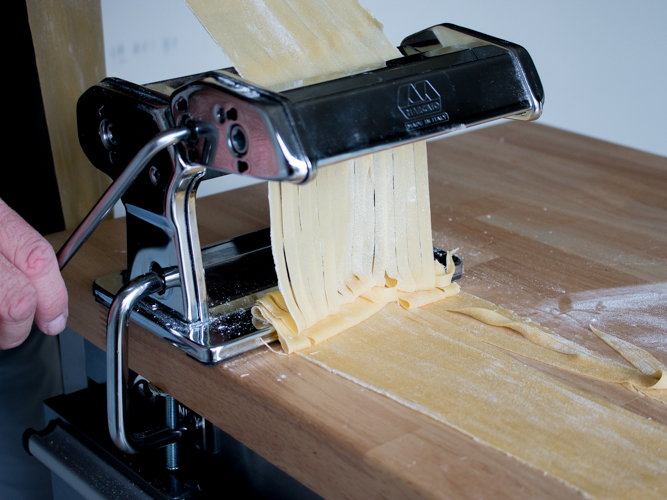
[{"left": 50, "top": 122, "right": 667, "bottom": 499}]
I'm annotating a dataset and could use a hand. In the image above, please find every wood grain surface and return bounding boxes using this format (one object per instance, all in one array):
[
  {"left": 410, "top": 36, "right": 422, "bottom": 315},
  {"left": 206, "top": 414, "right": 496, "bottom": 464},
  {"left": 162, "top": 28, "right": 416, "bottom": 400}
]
[
  {"left": 49, "top": 122, "right": 667, "bottom": 499},
  {"left": 26, "top": 0, "right": 111, "bottom": 228}
]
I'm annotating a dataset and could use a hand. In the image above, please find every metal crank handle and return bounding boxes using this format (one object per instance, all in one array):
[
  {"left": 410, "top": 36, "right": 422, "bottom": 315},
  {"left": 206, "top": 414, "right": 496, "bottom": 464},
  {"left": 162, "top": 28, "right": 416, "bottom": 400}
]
[
  {"left": 107, "top": 269, "right": 185, "bottom": 454},
  {"left": 56, "top": 122, "right": 218, "bottom": 270},
  {"left": 56, "top": 126, "right": 191, "bottom": 270}
]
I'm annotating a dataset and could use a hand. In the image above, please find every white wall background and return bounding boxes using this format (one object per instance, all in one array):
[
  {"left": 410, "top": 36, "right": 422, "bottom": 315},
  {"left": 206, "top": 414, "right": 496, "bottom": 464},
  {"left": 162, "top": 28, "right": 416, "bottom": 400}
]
[
  {"left": 365, "top": 0, "right": 667, "bottom": 159},
  {"left": 102, "top": 0, "right": 667, "bottom": 163}
]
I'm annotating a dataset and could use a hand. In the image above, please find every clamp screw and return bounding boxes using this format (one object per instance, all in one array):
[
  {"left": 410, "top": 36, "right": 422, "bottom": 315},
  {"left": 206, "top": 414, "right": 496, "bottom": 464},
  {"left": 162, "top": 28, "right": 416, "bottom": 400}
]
[{"left": 165, "top": 395, "right": 179, "bottom": 470}]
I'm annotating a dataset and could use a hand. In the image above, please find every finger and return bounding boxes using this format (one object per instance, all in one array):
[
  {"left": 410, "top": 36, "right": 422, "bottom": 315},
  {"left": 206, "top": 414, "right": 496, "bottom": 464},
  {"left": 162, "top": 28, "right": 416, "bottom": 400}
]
[
  {"left": 0, "top": 251, "right": 37, "bottom": 348},
  {"left": 20, "top": 235, "right": 69, "bottom": 335},
  {"left": 0, "top": 199, "right": 68, "bottom": 335}
]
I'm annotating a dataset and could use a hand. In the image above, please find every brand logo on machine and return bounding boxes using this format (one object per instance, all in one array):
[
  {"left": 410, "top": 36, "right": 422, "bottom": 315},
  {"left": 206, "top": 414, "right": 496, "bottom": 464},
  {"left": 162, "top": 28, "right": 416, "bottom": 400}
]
[{"left": 397, "top": 80, "right": 449, "bottom": 131}]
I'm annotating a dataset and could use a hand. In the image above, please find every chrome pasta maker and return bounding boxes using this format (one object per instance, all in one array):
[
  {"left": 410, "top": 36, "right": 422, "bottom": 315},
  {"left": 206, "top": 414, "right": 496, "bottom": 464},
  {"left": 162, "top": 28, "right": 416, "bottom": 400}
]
[{"left": 54, "top": 24, "right": 543, "bottom": 455}]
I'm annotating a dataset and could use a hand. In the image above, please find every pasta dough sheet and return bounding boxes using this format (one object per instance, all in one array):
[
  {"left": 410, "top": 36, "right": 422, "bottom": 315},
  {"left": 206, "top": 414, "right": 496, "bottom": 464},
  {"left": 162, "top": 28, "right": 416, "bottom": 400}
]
[
  {"left": 299, "top": 298, "right": 667, "bottom": 500},
  {"left": 185, "top": 0, "right": 400, "bottom": 88}
]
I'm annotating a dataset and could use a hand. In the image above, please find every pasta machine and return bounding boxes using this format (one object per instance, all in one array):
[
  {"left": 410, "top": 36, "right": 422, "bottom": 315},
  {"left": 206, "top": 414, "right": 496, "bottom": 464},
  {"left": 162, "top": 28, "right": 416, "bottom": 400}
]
[{"left": 52, "top": 23, "right": 543, "bottom": 458}]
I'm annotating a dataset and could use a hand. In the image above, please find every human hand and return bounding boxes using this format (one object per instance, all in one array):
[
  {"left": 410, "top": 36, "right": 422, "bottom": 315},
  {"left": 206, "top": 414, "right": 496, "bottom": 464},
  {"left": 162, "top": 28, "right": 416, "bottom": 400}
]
[{"left": 0, "top": 198, "right": 68, "bottom": 349}]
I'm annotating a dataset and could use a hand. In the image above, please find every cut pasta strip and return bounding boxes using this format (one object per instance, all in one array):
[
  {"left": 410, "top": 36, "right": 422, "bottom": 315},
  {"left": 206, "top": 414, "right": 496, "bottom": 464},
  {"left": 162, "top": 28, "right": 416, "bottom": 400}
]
[
  {"left": 185, "top": 0, "right": 452, "bottom": 348},
  {"left": 409, "top": 292, "right": 667, "bottom": 404}
]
